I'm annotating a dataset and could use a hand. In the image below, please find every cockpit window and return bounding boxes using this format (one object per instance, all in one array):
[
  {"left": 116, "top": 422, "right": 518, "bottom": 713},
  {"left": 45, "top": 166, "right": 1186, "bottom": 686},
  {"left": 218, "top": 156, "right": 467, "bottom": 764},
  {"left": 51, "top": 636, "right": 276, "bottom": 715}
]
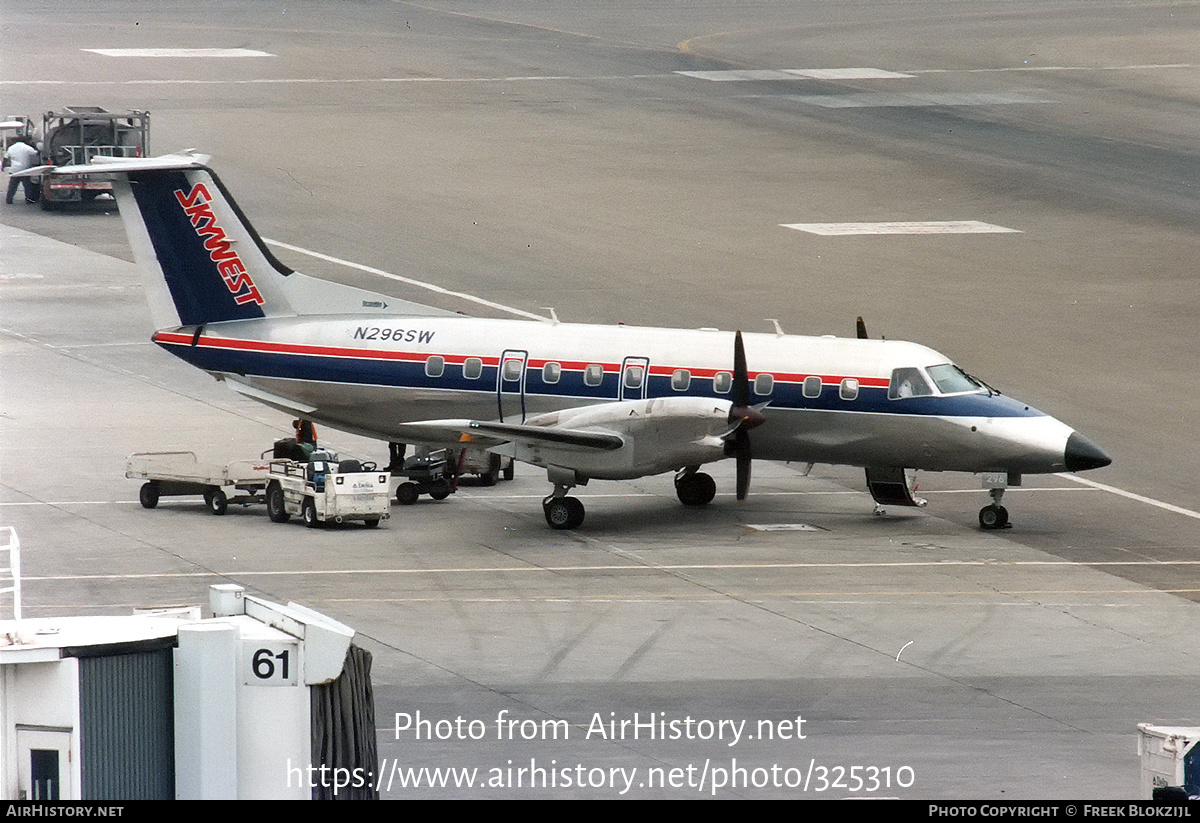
[
  {"left": 888, "top": 367, "right": 933, "bottom": 399},
  {"left": 927, "top": 364, "right": 983, "bottom": 395}
]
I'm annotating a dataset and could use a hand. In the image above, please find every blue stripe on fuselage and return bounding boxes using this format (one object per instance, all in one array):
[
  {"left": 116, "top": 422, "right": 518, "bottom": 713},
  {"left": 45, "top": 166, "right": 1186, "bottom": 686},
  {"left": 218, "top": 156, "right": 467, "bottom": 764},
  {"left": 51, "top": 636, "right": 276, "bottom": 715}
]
[{"left": 157, "top": 338, "right": 1044, "bottom": 419}]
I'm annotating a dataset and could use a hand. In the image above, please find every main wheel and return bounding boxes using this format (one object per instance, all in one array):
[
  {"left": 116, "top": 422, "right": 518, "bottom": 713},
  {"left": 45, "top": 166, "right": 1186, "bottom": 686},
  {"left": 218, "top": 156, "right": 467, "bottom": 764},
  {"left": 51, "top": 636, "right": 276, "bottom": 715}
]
[
  {"left": 502, "top": 462, "right": 514, "bottom": 481},
  {"left": 979, "top": 504, "right": 1009, "bottom": 530},
  {"left": 139, "top": 482, "right": 160, "bottom": 509},
  {"left": 396, "top": 482, "right": 419, "bottom": 505},
  {"left": 481, "top": 454, "right": 501, "bottom": 486},
  {"left": 302, "top": 498, "right": 321, "bottom": 528},
  {"left": 675, "top": 472, "right": 717, "bottom": 506},
  {"left": 429, "top": 478, "right": 452, "bottom": 500},
  {"left": 205, "top": 487, "right": 228, "bottom": 516},
  {"left": 544, "top": 496, "right": 585, "bottom": 530},
  {"left": 267, "top": 483, "right": 290, "bottom": 523}
]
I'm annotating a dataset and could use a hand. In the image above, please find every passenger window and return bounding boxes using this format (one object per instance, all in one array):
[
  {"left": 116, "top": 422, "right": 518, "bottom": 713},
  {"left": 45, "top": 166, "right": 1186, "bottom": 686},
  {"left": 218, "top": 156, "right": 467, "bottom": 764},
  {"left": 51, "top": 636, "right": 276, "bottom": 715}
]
[
  {"left": 624, "top": 365, "right": 644, "bottom": 389},
  {"left": 803, "top": 376, "right": 823, "bottom": 398},
  {"left": 463, "top": 357, "right": 482, "bottom": 380},
  {"left": 584, "top": 364, "right": 604, "bottom": 387},
  {"left": 542, "top": 362, "right": 561, "bottom": 384},
  {"left": 888, "top": 367, "right": 933, "bottom": 399},
  {"left": 672, "top": 369, "right": 691, "bottom": 391},
  {"left": 840, "top": 378, "right": 859, "bottom": 401},
  {"left": 425, "top": 356, "right": 445, "bottom": 378},
  {"left": 754, "top": 373, "right": 773, "bottom": 396},
  {"left": 713, "top": 372, "right": 732, "bottom": 393},
  {"left": 503, "top": 358, "right": 523, "bottom": 381}
]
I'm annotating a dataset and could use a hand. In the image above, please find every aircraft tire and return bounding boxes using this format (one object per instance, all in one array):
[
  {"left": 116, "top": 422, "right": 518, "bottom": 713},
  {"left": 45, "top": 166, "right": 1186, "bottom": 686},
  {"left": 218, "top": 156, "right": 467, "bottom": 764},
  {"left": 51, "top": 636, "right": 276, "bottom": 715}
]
[
  {"left": 502, "top": 462, "right": 515, "bottom": 481},
  {"left": 302, "top": 498, "right": 321, "bottom": 528},
  {"left": 544, "top": 497, "right": 584, "bottom": 530},
  {"left": 676, "top": 472, "right": 717, "bottom": 506},
  {"left": 979, "top": 504, "right": 1009, "bottom": 530},
  {"left": 206, "top": 487, "right": 228, "bottom": 516},
  {"left": 396, "top": 483, "right": 419, "bottom": 505},
  {"left": 139, "top": 482, "right": 159, "bottom": 509},
  {"left": 267, "top": 483, "right": 290, "bottom": 523},
  {"left": 363, "top": 517, "right": 380, "bottom": 529}
]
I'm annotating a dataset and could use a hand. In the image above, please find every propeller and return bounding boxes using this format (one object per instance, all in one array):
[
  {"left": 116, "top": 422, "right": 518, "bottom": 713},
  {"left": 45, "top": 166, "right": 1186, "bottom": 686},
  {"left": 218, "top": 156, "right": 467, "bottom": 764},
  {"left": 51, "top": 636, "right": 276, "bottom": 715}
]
[
  {"left": 856, "top": 316, "right": 869, "bottom": 339},
  {"left": 725, "top": 331, "right": 766, "bottom": 501}
]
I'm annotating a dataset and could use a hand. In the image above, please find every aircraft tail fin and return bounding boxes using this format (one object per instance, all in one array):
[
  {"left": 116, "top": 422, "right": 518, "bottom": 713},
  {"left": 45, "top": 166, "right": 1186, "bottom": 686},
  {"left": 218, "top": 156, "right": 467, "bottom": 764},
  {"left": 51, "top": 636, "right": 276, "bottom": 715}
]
[{"left": 55, "top": 153, "right": 452, "bottom": 329}]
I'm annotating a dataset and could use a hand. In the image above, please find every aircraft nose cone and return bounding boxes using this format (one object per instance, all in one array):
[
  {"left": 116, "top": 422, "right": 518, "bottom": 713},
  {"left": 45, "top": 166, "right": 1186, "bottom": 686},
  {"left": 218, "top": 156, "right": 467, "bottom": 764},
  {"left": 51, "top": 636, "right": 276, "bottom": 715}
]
[{"left": 1064, "top": 432, "right": 1112, "bottom": 472}]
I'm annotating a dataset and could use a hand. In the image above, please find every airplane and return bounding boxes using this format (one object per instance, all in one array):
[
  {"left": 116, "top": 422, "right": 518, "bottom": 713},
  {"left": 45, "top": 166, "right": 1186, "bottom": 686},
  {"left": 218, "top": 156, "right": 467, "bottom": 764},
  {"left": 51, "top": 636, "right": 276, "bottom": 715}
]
[{"left": 31, "top": 153, "right": 1112, "bottom": 530}]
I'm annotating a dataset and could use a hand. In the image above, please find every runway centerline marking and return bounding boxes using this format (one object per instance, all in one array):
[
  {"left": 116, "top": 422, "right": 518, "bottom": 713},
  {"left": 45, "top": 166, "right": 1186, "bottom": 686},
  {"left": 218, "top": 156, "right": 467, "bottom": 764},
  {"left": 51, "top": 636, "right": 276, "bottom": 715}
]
[
  {"left": 83, "top": 48, "right": 274, "bottom": 58},
  {"left": 782, "top": 221, "right": 1021, "bottom": 236}
]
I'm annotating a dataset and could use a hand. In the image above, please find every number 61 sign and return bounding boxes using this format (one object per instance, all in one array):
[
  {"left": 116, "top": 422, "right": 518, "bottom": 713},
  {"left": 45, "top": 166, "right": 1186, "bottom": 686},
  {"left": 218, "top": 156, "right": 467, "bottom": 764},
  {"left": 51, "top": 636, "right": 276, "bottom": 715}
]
[{"left": 243, "top": 642, "right": 299, "bottom": 686}]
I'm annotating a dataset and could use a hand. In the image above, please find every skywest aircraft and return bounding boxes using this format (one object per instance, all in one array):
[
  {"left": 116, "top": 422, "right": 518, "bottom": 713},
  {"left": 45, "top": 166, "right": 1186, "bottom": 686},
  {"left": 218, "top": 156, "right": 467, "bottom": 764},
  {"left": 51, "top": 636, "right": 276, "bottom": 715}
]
[{"left": 41, "top": 154, "right": 1112, "bottom": 530}]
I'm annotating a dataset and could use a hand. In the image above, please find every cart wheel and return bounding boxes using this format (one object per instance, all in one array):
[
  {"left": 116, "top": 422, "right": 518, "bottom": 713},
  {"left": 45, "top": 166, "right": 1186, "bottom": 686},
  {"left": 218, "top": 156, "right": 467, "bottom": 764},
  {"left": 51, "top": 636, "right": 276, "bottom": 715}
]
[
  {"left": 267, "top": 483, "right": 290, "bottom": 523},
  {"left": 363, "top": 517, "right": 380, "bottom": 529},
  {"left": 205, "top": 487, "right": 228, "bottom": 516},
  {"left": 302, "top": 498, "right": 320, "bottom": 528},
  {"left": 396, "top": 483, "right": 419, "bottom": 505},
  {"left": 139, "top": 482, "right": 160, "bottom": 509},
  {"left": 430, "top": 479, "right": 452, "bottom": 500}
]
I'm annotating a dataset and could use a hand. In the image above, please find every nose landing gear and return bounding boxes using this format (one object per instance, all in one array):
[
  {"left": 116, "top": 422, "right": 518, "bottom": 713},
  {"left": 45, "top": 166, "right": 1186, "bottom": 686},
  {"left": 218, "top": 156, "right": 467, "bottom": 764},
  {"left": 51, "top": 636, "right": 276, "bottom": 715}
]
[{"left": 978, "top": 485, "right": 1011, "bottom": 530}]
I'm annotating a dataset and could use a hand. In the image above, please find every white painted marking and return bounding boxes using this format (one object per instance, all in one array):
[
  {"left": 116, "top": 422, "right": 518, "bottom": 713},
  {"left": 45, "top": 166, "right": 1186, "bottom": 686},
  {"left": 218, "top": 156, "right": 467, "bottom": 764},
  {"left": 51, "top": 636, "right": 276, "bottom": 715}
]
[
  {"left": 676, "top": 70, "right": 799, "bottom": 81},
  {"left": 83, "top": 48, "right": 274, "bottom": 58},
  {"left": 22, "top": 558, "right": 1200, "bottom": 582},
  {"left": 896, "top": 640, "right": 914, "bottom": 662},
  {"left": 781, "top": 91, "right": 1050, "bottom": 108},
  {"left": 745, "top": 523, "right": 823, "bottom": 531},
  {"left": 263, "top": 239, "right": 551, "bottom": 322},
  {"left": 677, "top": 68, "right": 913, "bottom": 81},
  {"left": 782, "top": 221, "right": 1021, "bottom": 236},
  {"left": 1056, "top": 474, "right": 1200, "bottom": 521},
  {"left": 783, "top": 68, "right": 914, "bottom": 80}
]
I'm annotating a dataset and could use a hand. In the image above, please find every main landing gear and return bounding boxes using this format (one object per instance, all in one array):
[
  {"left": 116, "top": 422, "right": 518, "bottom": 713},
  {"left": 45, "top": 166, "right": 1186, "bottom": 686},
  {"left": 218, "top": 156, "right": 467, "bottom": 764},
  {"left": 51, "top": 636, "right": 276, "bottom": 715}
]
[
  {"left": 543, "top": 467, "right": 586, "bottom": 530},
  {"left": 674, "top": 468, "right": 716, "bottom": 507},
  {"left": 978, "top": 486, "right": 1011, "bottom": 530}
]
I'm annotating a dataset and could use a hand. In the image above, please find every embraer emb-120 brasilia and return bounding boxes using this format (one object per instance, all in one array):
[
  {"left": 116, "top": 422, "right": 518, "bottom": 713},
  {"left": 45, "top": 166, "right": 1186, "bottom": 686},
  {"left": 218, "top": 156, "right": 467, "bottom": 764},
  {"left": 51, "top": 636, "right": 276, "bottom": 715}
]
[{"left": 46, "top": 153, "right": 1112, "bottom": 530}]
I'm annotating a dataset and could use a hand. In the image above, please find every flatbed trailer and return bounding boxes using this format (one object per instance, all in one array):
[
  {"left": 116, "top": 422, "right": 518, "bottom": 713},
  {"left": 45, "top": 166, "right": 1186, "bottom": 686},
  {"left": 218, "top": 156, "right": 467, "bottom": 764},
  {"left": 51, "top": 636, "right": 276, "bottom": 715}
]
[{"left": 126, "top": 451, "right": 270, "bottom": 515}]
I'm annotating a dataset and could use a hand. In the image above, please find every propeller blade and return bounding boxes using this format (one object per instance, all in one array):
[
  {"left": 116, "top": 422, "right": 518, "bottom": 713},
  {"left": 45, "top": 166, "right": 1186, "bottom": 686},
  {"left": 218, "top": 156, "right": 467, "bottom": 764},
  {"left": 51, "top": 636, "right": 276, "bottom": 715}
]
[
  {"left": 856, "top": 316, "right": 869, "bottom": 339},
  {"left": 734, "top": 428, "right": 752, "bottom": 501},
  {"left": 731, "top": 330, "right": 750, "bottom": 410}
]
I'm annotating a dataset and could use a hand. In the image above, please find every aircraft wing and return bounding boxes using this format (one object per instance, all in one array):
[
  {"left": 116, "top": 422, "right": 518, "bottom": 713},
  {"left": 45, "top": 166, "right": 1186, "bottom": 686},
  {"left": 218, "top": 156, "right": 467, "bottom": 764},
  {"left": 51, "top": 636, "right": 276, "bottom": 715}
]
[{"left": 408, "top": 396, "right": 738, "bottom": 481}]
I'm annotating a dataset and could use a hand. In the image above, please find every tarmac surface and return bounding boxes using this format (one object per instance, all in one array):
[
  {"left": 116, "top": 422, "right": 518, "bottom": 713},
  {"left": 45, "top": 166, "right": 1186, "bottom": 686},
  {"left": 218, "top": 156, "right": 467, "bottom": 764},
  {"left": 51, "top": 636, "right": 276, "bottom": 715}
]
[{"left": 1, "top": 0, "right": 1198, "bottom": 799}]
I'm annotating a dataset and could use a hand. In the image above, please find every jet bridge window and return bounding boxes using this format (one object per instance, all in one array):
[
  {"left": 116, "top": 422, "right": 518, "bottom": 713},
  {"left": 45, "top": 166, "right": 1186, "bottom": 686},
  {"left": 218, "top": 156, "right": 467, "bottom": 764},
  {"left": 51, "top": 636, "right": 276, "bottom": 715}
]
[
  {"left": 425, "top": 356, "right": 445, "bottom": 378},
  {"left": 839, "top": 378, "right": 859, "bottom": 401},
  {"left": 888, "top": 367, "right": 933, "bottom": 399},
  {"left": 542, "top": 362, "right": 561, "bottom": 384},
  {"left": 463, "top": 358, "right": 482, "bottom": 380},
  {"left": 754, "top": 373, "right": 773, "bottom": 396},
  {"left": 713, "top": 372, "right": 732, "bottom": 393},
  {"left": 584, "top": 364, "right": 604, "bottom": 387},
  {"left": 802, "top": 376, "right": 823, "bottom": 398},
  {"left": 671, "top": 369, "right": 691, "bottom": 391},
  {"left": 623, "top": 365, "right": 644, "bottom": 389}
]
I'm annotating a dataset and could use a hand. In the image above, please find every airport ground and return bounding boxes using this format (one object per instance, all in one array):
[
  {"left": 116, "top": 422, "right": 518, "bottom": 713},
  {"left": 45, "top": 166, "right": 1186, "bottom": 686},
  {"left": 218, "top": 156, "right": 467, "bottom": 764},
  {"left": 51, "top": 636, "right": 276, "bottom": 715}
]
[{"left": 1, "top": 0, "right": 1198, "bottom": 799}]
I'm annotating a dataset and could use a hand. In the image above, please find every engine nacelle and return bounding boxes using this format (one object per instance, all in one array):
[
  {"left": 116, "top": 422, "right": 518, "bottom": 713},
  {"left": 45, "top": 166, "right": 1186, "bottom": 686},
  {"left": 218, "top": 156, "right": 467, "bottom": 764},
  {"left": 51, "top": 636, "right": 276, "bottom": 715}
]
[{"left": 509, "top": 396, "right": 735, "bottom": 480}]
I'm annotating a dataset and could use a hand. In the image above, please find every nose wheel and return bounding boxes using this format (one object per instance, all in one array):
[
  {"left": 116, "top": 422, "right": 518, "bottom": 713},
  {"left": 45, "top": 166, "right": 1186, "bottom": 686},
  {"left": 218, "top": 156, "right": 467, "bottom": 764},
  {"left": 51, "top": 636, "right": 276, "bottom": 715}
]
[{"left": 978, "top": 488, "right": 1011, "bottom": 530}]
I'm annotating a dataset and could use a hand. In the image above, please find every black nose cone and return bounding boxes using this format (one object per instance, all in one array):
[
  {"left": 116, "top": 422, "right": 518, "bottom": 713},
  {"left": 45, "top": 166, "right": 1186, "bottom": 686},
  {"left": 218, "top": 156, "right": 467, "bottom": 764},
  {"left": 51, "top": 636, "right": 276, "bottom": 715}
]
[{"left": 1065, "top": 432, "right": 1112, "bottom": 472}]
